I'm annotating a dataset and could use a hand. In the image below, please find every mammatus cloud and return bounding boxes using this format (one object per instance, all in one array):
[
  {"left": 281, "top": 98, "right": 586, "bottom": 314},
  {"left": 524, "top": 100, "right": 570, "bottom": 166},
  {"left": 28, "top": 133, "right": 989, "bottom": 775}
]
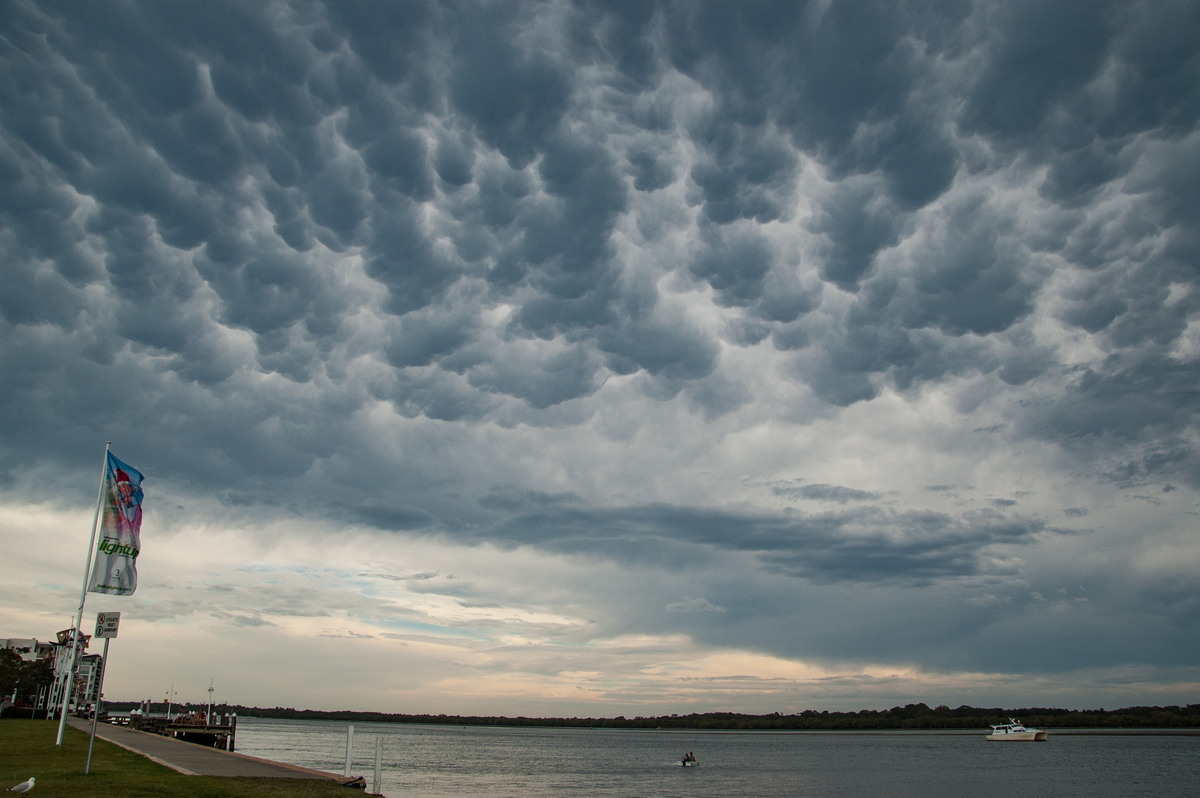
[{"left": 0, "top": 0, "right": 1197, "bottom": 714}]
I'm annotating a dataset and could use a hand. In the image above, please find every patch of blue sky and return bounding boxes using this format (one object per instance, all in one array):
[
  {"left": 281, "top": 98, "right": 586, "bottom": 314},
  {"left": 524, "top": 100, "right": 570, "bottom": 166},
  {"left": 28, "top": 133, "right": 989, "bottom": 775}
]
[{"left": 374, "top": 618, "right": 483, "bottom": 639}]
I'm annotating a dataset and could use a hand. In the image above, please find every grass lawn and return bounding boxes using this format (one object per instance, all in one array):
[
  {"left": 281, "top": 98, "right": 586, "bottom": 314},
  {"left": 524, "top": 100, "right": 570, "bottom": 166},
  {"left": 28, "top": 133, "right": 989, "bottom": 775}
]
[{"left": 0, "top": 720, "right": 355, "bottom": 797}]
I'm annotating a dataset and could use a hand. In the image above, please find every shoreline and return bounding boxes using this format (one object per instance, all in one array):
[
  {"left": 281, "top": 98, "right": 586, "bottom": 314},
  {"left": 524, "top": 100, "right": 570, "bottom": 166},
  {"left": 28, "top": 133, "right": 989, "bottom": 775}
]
[
  {"left": 0, "top": 720, "right": 371, "bottom": 797},
  {"left": 95, "top": 702, "right": 1200, "bottom": 733},
  {"left": 236, "top": 714, "right": 1200, "bottom": 736}
]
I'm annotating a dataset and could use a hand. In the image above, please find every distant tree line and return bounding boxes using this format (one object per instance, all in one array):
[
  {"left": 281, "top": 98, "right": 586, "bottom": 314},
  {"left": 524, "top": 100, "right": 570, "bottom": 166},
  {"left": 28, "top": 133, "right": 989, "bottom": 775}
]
[{"left": 96, "top": 700, "right": 1200, "bottom": 730}]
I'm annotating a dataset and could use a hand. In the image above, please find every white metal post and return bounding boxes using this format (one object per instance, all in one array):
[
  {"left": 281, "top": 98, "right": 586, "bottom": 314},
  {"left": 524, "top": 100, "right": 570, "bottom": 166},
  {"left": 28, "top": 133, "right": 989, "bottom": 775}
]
[
  {"left": 85, "top": 636, "right": 110, "bottom": 774},
  {"left": 56, "top": 443, "right": 110, "bottom": 746},
  {"left": 372, "top": 736, "right": 383, "bottom": 795}
]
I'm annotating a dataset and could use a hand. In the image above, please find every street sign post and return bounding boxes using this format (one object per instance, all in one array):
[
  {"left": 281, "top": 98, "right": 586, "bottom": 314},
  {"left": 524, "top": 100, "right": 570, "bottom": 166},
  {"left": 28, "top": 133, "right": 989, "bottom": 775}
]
[{"left": 86, "top": 612, "right": 120, "bottom": 773}]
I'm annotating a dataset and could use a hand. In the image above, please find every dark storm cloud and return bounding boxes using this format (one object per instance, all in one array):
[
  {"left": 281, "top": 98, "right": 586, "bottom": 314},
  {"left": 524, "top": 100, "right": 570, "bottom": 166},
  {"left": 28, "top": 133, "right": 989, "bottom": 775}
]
[
  {"left": 349, "top": 503, "right": 437, "bottom": 533},
  {"left": 961, "top": 0, "right": 1112, "bottom": 144},
  {"left": 808, "top": 179, "right": 903, "bottom": 291},
  {"left": 773, "top": 483, "right": 882, "bottom": 504},
  {"left": 4, "top": 0, "right": 1196, "bottom": 425},
  {"left": 687, "top": 127, "right": 798, "bottom": 225},
  {"left": 1, "top": 0, "right": 1199, "bottom": 705},
  {"left": 1023, "top": 354, "right": 1200, "bottom": 487},
  {"left": 895, "top": 191, "right": 1037, "bottom": 337},
  {"left": 483, "top": 494, "right": 1046, "bottom": 587},
  {"left": 0, "top": 0, "right": 1188, "bottom": 462},
  {"left": 690, "top": 225, "right": 775, "bottom": 308},
  {"left": 450, "top": 5, "right": 571, "bottom": 167}
]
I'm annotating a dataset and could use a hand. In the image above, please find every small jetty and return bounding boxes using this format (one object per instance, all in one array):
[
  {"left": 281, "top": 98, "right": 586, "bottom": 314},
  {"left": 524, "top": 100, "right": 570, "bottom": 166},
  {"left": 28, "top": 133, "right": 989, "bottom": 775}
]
[
  {"left": 66, "top": 716, "right": 340, "bottom": 782},
  {"left": 107, "top": 709, "right": 238, "bottom": 750}
]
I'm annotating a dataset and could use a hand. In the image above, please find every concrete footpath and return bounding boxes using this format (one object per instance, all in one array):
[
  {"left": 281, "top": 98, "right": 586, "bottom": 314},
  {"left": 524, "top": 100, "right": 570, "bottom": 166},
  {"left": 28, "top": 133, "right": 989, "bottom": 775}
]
[{"left": 65, "top": 717, "right": 341, "bottom": 780}]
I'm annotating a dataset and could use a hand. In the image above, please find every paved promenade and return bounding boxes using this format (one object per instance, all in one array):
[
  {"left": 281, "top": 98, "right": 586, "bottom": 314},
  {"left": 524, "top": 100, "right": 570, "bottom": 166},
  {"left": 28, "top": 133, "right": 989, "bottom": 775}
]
[{"left": 66, "top": 717, "right": 341, "bottom": 780}]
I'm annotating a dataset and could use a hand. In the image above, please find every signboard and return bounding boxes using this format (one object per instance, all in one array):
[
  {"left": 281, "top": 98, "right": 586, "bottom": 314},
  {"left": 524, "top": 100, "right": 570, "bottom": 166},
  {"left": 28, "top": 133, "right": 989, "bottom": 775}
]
[{"left": 95, "top": 612, "right": 120, "bottom": 639}]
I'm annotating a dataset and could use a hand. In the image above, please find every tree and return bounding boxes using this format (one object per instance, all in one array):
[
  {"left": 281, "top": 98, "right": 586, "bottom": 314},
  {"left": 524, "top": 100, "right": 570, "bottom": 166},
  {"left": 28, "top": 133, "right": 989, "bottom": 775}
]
[
  {"left": 0, "top": 649, "right": 54, "bottom": 706},
  {"left": 0, "top": 649, "right": 20, "bottom": 698}
]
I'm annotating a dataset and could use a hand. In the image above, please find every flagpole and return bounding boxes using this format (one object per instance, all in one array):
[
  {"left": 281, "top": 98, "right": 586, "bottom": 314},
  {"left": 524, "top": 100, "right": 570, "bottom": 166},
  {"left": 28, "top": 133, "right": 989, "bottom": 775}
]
[{"left": 56, "top": 442, "right": 111, "bottom": 746}]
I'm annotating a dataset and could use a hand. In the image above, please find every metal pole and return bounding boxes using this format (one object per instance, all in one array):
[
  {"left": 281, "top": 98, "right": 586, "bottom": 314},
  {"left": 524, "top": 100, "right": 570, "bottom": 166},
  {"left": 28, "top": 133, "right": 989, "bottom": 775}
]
[
  {"left": 372, "top": 736, "right": 382, "bottom": 795},
  {"left": 85, "top": 637, "right": 110, "bottom": 774},
  {"left": 57, "top": 443, "right": 110, "bottom": 746},
  {"left": 344, "top": 725, "right": 355, "bottom": 777}
]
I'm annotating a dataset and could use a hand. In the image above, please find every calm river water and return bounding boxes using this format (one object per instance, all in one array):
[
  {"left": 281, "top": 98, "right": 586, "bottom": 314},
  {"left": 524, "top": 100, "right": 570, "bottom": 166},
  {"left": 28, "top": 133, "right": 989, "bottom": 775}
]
[{"left": 234, "top": 717, "right": 1199, "bottom": 798}]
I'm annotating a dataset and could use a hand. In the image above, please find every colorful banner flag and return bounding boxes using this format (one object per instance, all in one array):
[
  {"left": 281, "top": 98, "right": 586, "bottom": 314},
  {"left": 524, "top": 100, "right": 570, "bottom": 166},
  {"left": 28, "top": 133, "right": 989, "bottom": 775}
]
[{"left": 88, "top": 451, "right": 144, "bottom": 595}]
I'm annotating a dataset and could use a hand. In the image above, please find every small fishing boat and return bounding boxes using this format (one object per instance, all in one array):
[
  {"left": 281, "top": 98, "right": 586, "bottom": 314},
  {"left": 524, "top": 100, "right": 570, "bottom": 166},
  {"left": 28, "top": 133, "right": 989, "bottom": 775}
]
[
  {"left": 681, "top": 753, "right": 700, "bottom": 766},
  {"left": 986, "top": 718, "right": 1048, "bottom": 741}
]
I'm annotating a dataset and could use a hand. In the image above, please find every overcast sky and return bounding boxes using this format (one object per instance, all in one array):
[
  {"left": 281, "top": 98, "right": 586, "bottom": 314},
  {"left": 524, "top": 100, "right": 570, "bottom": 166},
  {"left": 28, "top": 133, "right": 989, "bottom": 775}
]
[{"left": 2, "top": 0, "right": 1198, "bottom": 717}]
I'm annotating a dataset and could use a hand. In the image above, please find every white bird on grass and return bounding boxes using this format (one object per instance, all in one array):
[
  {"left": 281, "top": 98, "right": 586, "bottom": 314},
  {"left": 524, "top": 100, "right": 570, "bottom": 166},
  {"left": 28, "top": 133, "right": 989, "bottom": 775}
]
[{"left": 7, "top": 777, "right": 34, "bottom": 793}]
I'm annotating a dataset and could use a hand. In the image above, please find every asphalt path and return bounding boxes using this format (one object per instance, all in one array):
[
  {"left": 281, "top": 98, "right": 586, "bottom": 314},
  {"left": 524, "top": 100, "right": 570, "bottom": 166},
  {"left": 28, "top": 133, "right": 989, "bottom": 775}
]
[{"left": 66, "top": 717, "right": 341, "bottom": 780}]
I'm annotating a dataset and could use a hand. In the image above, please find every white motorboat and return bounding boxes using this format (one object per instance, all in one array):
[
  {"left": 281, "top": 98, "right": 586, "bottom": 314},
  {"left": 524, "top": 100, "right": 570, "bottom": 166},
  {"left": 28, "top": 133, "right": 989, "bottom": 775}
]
[{"left": 986, "top": 718, "right": 1048, "bottom": 741}]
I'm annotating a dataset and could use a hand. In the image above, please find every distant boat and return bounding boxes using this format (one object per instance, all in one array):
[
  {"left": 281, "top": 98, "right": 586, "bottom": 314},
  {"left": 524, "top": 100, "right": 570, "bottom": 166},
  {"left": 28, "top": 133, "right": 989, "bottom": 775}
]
[
  {"left": 986, "top": 718, "right": 1048, "bottom": 741},
  {"left": 681, "top": 753, "right": 700, "bottom": 766}
]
